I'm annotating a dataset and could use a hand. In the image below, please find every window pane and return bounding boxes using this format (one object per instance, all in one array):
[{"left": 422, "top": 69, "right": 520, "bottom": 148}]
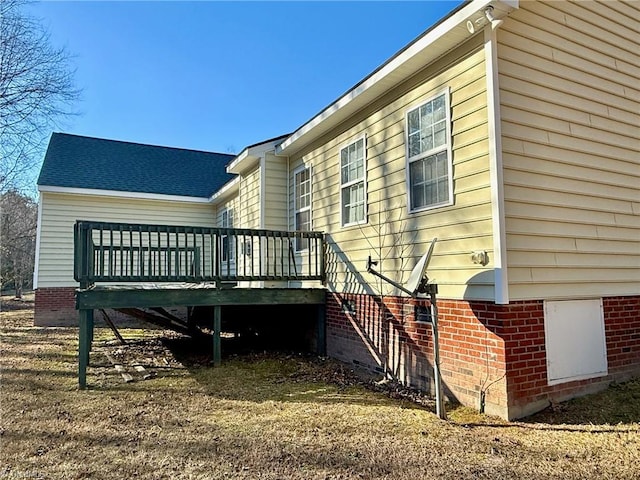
[
  {"left": 421, "top": 131, "right": 433, "bottom": 152},
  {"left": 410, "top": 159, "right": 423, "bottom": 184},
  {"left": 420, "top": 102, "right": 433, "bottom": 128},
  {"left": 355, "top": 138, "right": 363, "bottom": 161},
  {"left": 408, "top": 132, "right": 421, "bottom": 157},
  {"left": 410, "top": 152, "right": 450, "bottom": 209},
  {"left": 433, "top": 120, "right": 446, "bottom": 148},
  {"left": 408, "top": 109, "right": 420, "bottom": 135},
  {"left": 342, "top": 181, "right": 365, "bottom": 224},
  {"left": 433, "top": 95, "right": 445, "bottom": 121}
]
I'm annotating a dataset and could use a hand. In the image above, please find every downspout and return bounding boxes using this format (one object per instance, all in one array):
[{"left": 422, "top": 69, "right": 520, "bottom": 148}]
[{"left": 484, "top": 14, "right": 509, "bottom": 305}]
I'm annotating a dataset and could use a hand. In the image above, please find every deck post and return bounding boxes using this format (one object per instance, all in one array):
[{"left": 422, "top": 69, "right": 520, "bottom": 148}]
[
  {"left": 316, "top": 304, "right": 326, "bottom": 356},
  {"left": 213, "top": 305, "right": 222, "bottom": 367},
  {"left": 78, "top": 308, "right": 94, "bottom": 389}
]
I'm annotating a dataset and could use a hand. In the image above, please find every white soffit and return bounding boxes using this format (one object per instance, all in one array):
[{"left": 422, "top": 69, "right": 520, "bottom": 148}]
[{"left": 277, "top": 0, "right": 517, "bottom": 156}]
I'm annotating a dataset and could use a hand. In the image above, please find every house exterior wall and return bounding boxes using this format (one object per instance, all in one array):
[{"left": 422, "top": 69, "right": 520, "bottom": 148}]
[
  {"left": 263, "top": 152, "right": 288, "bottom": 231},
  {"left": 239, "top": 168, "right": 261, "bottom": 229},
  {"left": 328, "top": 292, "right": 640, "bottom": 419},
  {"left": 289, "top": 35, "right": 496, "bottom": 300},
  {"left": 284, "top": 2, "right": 639, "bottom": 419},
  {"left": 34, "top": 191, "right": 216, "bottom": 325},
  {"left": 498, "top": 0, "right": 640, "bottom": 300}
]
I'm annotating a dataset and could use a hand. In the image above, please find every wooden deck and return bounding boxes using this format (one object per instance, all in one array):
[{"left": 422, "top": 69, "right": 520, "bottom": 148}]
[{"left": 74, "top": 221, "right": 327, "bottom": 389}]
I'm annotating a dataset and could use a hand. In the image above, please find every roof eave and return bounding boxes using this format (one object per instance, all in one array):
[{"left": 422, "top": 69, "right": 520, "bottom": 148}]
[
  {"left": 227, "top": 136, "right": 288, "bottom": 174},
  {"left": 38, "top": 185, "right": 212, "bottom": 204},
  {"left": 209, "top": 176, "right": 240, "bottom": 204},
  {"left": 276, "top": 0, "right": 518, "bottom": 156}
]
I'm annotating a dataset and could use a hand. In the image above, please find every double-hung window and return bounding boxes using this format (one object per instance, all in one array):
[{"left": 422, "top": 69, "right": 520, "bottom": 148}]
[
  {"left": 221, "top": 208, "right": 234, "bottom": 263},
  {"left": 294, "top": 166, "right": 311, "bottom": 251},
  {"left": 406, "top": 89, "right": 453, "bottom": 212},
  {"left": 340, "top": 136, "right": 367, "bottom": 226}
]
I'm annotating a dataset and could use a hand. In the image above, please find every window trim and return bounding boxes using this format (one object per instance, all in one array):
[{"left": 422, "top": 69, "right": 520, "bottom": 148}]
[
  {"left": 293, "top": 164, "right": 312, "bottom": 252},
  {"left": 339, "top": 134, "right": 368, "bottom": 228},
  {"left": 404, "top": 87, "right": 453, "bottom": 213},
  {"left": 221, "top": 207, "right": 234, "bottom": 263}
]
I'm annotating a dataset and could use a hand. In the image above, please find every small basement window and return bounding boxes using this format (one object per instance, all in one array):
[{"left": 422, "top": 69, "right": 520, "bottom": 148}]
[{"left": 544, "top": 299, "right": 608, "bottom": 386}]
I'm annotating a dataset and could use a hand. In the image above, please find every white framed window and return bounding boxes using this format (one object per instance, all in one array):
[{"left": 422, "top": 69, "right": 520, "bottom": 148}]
[
  {"left": 340, "top": 135, "right": 367, "bottom": 227},
  {"left": 294, "top": 165, "right": 311, "bottom": 251},
  {"left": 405, "top": 88, "right": 453, "bottom": 212},
  {"left": 221, "top": 207, "right": 234, "bottom": 262}
]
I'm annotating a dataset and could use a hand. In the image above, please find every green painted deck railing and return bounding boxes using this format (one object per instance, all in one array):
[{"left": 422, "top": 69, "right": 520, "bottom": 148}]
[{"left": 74, "top": 220, "right": 325, "bottom": 288}]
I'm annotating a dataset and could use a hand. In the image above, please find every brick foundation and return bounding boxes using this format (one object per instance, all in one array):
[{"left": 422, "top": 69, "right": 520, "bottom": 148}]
[
  {"left": 326, "top": 292, "right": 640, "bottom": 420},
  {"left": 34, "top": 286, "right": 188, "bottom": 328},
  {"left": 34, "top": 287, "right": 78, "bottom": 326}
]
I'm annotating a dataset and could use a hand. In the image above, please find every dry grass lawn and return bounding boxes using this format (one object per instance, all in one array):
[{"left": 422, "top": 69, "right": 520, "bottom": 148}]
[{"left": 1, "top": 295, "right": 639, "bottom": 479}]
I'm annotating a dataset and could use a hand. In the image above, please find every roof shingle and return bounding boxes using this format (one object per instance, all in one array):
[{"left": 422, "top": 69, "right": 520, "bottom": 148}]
[{"left": 37, "top": 133, "right": 236, "bottom": 198}]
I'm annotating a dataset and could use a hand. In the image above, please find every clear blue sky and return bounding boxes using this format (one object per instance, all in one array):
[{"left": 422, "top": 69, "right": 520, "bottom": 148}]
[{"left": 30, "top": 0, "right": 464, "bottom": 156}]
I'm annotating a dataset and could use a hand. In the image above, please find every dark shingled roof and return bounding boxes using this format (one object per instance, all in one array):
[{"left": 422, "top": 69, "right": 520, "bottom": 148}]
[{"left": 37, "top": 133, "right": 236, "bottom": 198}]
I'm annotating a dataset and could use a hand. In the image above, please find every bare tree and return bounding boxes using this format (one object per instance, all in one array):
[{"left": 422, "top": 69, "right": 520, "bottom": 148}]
[
  {"left": 0, "top": 189, "right": 37, "bottom": 298},
  {"left": 0, "top": 0, "right": 80, "bottom": 193}
]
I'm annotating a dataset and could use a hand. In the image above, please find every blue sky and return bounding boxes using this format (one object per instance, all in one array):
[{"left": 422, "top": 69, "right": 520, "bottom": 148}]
[{"left": 30, "top": 0, "right": 464, "bottom": 156}]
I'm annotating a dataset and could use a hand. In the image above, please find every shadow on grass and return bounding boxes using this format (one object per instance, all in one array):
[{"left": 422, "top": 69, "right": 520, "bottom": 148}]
[
  {"left": 162, "top": 333, "right": 428, "bottom": 410},
  {"left": 521, "top": 378, "right": 640, "bottom": 427},
  {"left": 454, "top": 378, "right": 640, "bottom": 431}
]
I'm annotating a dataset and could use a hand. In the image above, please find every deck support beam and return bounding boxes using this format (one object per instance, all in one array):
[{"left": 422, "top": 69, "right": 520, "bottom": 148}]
[
  {"left": 213, "top": 305, "right": 222, "bottom": 367},
  {"left": 78, "top": 309, "right": 94, "bottom": 389}
]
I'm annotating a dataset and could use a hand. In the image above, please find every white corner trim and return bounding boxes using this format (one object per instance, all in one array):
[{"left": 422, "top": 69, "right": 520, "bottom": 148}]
[
  {"left": 484, "top": 26, "right": 509, "bottom": 305},
  {"left": 37, "top": 185, "right": 211, "bottom": 203},
  {"left": 32, "top": 194, "right": 44, "bottom": 290},
  {"left": 259, "top": 156, "right": 266, "bottom": 229}
]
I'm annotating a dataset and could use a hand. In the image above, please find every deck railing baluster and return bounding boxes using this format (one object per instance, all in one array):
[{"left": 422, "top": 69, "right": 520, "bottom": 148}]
[{"left": 73, "top": 221, "right": 324, "bottom": 285}]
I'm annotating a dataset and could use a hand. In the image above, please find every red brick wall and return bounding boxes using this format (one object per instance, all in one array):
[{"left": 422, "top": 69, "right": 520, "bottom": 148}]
[
  {"left": 326, "top": 292, "right": 640, "bottom": 419},
  {"left": 34, "top": 286, "right": 189, "bottom": 328},
  {"left": 604, "top": 296, "right": 640, "bottom": 377},
  {"left": 34, "top": 287, "right": 78, "bottom": 326}
]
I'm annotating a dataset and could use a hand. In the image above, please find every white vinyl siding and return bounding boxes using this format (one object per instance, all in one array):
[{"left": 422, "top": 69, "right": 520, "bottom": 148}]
[
  {"left": 499, "top": 0, "right": 640, "bottom": 300},
  {"left": 340, "top": 136, "right": 367, "bottom": 226},
  {"left": 406, "top": 89, "right": 453, "bottom": 212},
  {"left": 36, "top": 192, "right": 217, "bottom": 288}
]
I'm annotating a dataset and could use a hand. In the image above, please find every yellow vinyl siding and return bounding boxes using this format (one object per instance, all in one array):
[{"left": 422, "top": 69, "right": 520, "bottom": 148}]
[
  {"left": 263, "top": 152, "right": 288, "bottom": 231},
  {"left": 290, "top": 36, "right": 493, "bottom": 299},
  {"left": 499, "top": 0, "right": 640, "bottom": 300},
  {"left": 37, "top": 192, "right": 216, "bottom": 288},
  {"left": 239, "top": 168, "right": 261, "bottom": 229}
]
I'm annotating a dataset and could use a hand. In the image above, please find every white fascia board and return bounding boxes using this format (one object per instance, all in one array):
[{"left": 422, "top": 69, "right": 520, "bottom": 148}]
[
  {"left": 209, "top": 176, "right": 240, "bottom": 204},
  {"left": 226, "top": 148, "right": 253, "bottom": 174},
  {"left": 37, "top": 185, "right": 211, "bottom": 203},
  {"left": 276, "top": 0, "right": 518, "bottom": 156}
]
